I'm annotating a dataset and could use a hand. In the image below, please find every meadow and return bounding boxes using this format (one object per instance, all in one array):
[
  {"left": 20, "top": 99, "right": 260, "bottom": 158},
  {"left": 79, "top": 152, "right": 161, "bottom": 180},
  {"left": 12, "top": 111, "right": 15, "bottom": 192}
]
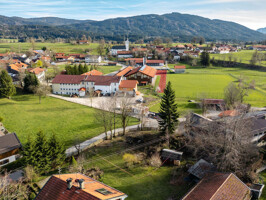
[
  {"left": 211, "top": 50, "right": 266, "bottom": 67},
  {"left": 78, "top": 135, "right": 191, "bottom": 200},
  {"left": 149, "top": 66, "right": 266, "bottom": 113},
  {"left": 0, "top": 95, "right": 139, "bottom": 147},
  {"left": 0, "top": 42, "right": 100, "bottom": 55}
]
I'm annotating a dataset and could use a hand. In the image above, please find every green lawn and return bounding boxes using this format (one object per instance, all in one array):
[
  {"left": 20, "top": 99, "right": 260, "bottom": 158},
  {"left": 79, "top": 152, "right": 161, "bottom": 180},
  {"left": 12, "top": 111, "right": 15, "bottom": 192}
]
[
  {"left": 149, "top": 66, "right": 266, "bottom": 114},
  {"left": 0, "top": 42, "right": 101, "bottom": 55},
  {"left": 211, "top": 50, "right": 266, "bottom": 67},
  {"left": 80, "top": 136, "right": 191, "bottom": 200},
  {"left": 0, "top": 95, "right": 138, "bottom": 147},
  {"left": 260, "top": 171, "right": 266, "bottom": 199}
]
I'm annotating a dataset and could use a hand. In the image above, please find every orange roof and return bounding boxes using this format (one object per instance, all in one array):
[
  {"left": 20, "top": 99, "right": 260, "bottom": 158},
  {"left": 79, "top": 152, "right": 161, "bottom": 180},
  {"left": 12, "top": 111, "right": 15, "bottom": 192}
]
[
  {"left": 176, "top": 44, "right": 185, "bottom": 48},
  {"left": 35, "top": 173, "right": 127, "bottom": 200},
  {"left": 79, "top": 87, "right": 86, "bottom": 91},
  {"left": 119, "top": 80, "right": 138, "bottom": 88},
  {"left": 116, "top": 66, "right": 133, "bottom": 76},
  {"left": 82, "top": 70, "right": 103, "bottom": 76},
  {"left": 9, "top": 64, "right": 20, "bottom": 72},
  {"left": 146, "top": 60, "right": 164, "bottom": 64},
  {"left": 182, "top": 173, "right": 251, "bottom": 200},
  {"left": 174, "top": 65, "right": 186, "bottom": 69},
  {"left": 218, "top": 110, "right": 238, "bottom": 117},
  {"left": 28, "top": 67, "right": 45, "bottom": 75},
  {"left": 140, "top": 65, "right": 157, "bottom": 78},
  {"left": 117, "top": 51, "right": 132, "bottom": 55}
]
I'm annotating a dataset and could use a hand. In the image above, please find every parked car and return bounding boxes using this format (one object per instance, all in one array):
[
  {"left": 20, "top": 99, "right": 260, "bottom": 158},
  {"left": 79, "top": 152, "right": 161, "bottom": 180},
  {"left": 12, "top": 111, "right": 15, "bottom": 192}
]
[{"left": 136, "top": 98, "right": 143, "bottom": 103}]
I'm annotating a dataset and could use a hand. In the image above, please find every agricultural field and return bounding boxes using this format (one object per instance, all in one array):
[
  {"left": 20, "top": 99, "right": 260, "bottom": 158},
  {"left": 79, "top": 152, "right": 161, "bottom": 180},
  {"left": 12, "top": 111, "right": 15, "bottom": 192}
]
[
  {"left": 211, "top": 50, "right": 266, "bottom": 67},
  {"left": 0, "top": 42, "right": 101, "bottom": 55},
  {"left": 149, "top": 66, "right": 266, "bottom": 114},
  {"left": 0, "top": 95, "right": 139, "bottom": 147}
]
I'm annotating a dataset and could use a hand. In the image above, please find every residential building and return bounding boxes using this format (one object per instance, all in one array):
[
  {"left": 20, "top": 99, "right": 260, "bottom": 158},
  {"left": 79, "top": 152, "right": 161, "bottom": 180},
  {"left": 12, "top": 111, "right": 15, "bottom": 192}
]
[
  {"left": 119, "top": 80, "right": 138, "bottom": 96},
  {"left": 146, "top": 60, "right": 164, "bottom": 67},
  {"left": 27, "top": 67, "right": 46, "bottom": 81},
  {"left": 116, "top": 66, "right": 133, "bottom": 79},
  {"left": 85, "top": 55, "right": 102, "bottom": 63},
  {"left": 124, "top": 65, "right": 157, "bottom": 85},
  {"left": 182, "top": 172, "right": 252, "bottom": 200},
  {"left": 52, "top": 75, "right": 121, "bottom": 95},
  {"left": 35, "top": 173, "right": 127, "bottom": 200},
  {"left": 117, "top": 51, "right": 133, "bottom": 58},
  {"left": 0, "top": 133, "right": 22, "bottom": 167}
]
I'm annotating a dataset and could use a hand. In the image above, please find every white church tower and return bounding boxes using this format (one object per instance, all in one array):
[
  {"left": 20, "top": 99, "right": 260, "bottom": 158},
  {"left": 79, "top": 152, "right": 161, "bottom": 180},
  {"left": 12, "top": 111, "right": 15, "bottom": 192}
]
[{"left": 125, "top": 38, "right": 129, "bottom": 51}]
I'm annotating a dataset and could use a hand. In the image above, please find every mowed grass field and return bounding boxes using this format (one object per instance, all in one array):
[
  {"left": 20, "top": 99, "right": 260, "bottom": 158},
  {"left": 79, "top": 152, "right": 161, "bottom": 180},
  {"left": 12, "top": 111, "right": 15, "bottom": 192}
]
[
  {"left": 211, "top": 50, "right": 266, "bottom": 67},
  {"left": 0, "top": 42, "right": 100, "bottom": 55},
  {"left": 0, "top": 95, "right": 139, "bottom": 147},
  {"left": 149, "top": 66, "right": 266, "bottom": 114}
]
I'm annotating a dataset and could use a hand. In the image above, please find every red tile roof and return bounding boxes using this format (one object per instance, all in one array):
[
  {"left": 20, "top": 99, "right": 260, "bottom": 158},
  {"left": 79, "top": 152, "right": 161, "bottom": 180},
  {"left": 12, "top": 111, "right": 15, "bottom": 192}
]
[
  {"left": 125, "top": 65, "right": 157, "bottom": 78},
  {"left": 119, "top": 80, "right": 138, "bottom": 88},
  {"left": 146, "top": 60, "right": 164, "bottom": 64},
  {"left": 27, "top": 67, "right": 45, "bottom": 75},
  {"left": 52, "top": 75, "right": 86, "bottom": 84},
  {"left": 52, "top": 75, "right": 121, "bottom": 86},
  {"left": 182, "top": 173, "right": 251, "bottom": 200},
  {"left": 116, "top": 66, "right": 133, "bottom": 76},
  {"left": 117, "top": 51, "right": 132, "bottom": 55},
  {"left": 218, "top": 110, "right": 238, "bottom": 117},
  {"left": 35, "top": 173, "right": 127, "bottom": 200},
  {"left": 174, "top": 65, "right": 186, "bottom": 69},
  {"left": 82, "top": 70, "right": 103, "bottom": 76}
]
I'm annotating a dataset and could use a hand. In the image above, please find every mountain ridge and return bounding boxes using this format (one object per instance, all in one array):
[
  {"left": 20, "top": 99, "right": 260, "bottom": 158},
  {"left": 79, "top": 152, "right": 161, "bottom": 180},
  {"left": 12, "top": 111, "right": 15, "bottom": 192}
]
[{"left": 0, "top": 12, "right": 265, "bottom": 41}]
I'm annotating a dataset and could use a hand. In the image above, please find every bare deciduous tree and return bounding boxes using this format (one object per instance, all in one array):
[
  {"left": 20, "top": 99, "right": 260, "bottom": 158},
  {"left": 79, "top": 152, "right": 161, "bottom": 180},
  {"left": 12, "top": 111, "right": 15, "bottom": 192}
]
[
  {"left": 186, "top": 112, "right": 260, "bottom": 182},
  {"left": 0, "top": 171, "right": 29, "bottom": 199},
  {"left": 32, "top": 84, "right": 51, "bottom": 104},
  {"left": 119, "top": 96, "right": 131, "bottom": 135},
  {"left": 224, "top": 82, "right": 248, "bottom": 109}
]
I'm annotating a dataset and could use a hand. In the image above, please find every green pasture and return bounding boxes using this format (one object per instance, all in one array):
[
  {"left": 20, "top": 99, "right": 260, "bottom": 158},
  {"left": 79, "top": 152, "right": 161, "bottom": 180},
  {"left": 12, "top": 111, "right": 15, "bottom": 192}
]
[{"left": 0, "top": 95, "right": 138, "bottom": 147}]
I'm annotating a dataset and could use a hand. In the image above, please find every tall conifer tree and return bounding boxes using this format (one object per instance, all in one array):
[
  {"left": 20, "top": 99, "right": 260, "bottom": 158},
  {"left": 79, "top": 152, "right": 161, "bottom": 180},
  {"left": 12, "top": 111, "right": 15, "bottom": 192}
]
[
  {"left": 0, "top": 70, "right": 16, "bottom": 98},
  {"left": 158, "top": 82, "right": 179, "bottom": 146}
]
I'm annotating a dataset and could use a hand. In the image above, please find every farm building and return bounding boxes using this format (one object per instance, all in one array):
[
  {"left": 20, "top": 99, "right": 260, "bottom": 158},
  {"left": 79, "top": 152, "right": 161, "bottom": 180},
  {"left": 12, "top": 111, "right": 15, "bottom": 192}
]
[
  {"left": 174, "top": 65, "right": 186, "bottom": 73},
  {"left": 119, "top": 80, "right": 138, "bottom": 96}
]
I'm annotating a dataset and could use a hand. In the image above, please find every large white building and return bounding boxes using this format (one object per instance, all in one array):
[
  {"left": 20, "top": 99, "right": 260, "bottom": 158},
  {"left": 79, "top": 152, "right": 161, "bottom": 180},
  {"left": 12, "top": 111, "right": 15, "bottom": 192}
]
[
  {"left": 52, "top": 75, "right": 121, "bottom": 96},
  {"left": 110, "top": 39, "right": 130, "bottom": 56}
]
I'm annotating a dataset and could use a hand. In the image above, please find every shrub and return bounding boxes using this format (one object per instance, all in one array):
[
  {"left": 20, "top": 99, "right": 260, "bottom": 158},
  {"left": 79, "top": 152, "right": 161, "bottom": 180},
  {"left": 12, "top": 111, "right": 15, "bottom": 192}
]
[
  {"left": 123, "top": 153, "right": 140, "bottom": 168},
  {"left": 83, "top": 167, "right": 104, "bottom": 180},
  {"left": 0, "top": 116, "right": 3, "bottom": 122},
  {"left": 149, "top": 153, "right": 162, "bottom": 167}
]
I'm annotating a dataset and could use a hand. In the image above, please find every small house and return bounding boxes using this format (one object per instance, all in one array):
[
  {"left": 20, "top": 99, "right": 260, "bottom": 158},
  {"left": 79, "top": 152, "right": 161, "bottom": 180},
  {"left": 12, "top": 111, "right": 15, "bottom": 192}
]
[
  {"left": 161, "top": 149, "right": 183, "bottom": 165},
  {"left": 27, "top": 67, "right": 46, "bottom": 81},
  {"left": 0, "top": 133, "right": 22, "bottom": 167},
  {"left": 174, "top": 65, "right": 186, "bottom": 73},
  {"left": 79, "top": 87, "right": 86, "bottom": 97}
]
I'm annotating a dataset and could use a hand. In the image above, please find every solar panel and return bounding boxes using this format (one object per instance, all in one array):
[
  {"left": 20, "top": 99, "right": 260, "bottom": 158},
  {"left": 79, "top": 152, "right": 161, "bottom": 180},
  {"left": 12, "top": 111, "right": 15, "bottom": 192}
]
[{"left": 95, "top": 188, "right": 113, "bottom": 195}]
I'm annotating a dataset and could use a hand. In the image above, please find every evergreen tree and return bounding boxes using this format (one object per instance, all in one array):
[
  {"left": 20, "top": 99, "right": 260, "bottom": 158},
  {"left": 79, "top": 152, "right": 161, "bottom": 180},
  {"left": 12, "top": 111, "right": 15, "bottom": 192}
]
[
  {"left": 84, "top": 64, "right": 89, "bottom": 73},
  {"left": 0, "top": 70, "right": 16, "bottom": 98},
  {"left": 158, "top": 82, "right": 179, "bottom": 146},
  {"left": 73, "top": 65, "right": 78, "bottom": 75},
  {"left": 71, "top": 156, "right": 78, "bottom": 166},
  {"left": 23, "top": 135, "right": 36, "bottom": 166},
  {"left": 34, "top": 131, "right": 52, "bottom": 174},
  {"left": 90, "top": 65, "right": 94, "bottom": 71},
  {"left": 78, "top": 64, "right": 84, "bottom": 75},
  {"left": 200, "top": 51, "right": 210, "bottom": 67},
  {"left": 23, "top": 73, "right": 39, "bottom": 93},
  {"left": 49, "top": 133, "right": 65, "bottom": 168}
]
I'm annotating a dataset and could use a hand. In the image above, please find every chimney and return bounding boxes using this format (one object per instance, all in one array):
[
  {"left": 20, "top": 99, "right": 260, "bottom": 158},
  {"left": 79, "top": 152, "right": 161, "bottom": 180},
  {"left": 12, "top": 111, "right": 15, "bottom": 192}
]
[
  {"left": 66, "top": 178, "right": 73, "bottom": 190},
  {"left": 78, "top": 179, "right": 85, "bottom": 189}
]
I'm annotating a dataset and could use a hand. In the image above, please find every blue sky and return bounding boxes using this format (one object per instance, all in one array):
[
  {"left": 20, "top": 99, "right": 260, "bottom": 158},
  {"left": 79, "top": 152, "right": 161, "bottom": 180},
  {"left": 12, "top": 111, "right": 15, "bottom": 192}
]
[{"left": 0, "top": 0, "right": 265, "bottom": 29}]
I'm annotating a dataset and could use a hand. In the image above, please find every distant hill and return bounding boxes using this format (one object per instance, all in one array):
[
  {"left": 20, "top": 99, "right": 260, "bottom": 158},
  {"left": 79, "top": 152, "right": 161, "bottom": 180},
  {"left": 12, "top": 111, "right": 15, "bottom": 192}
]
[
  {"left": 257, "top": 27, "right": 266, "bottom": 34},
  {"left": 0, "top": 13, "right": 265, "bottom": 41}
]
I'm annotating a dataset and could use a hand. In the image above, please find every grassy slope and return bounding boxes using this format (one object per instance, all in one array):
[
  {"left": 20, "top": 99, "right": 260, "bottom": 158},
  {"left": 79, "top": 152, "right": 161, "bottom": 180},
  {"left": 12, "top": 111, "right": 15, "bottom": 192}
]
[
  {"left": 260, "top": 171, "right": 266, "bottom": 200},
  {"left": 0, "top": 42, "right": 100, "bottom": 55},
  {"left": 0, "top": 95, "right": 138, "bottom": 147},
  {"left": 149, "top": 66, "right": 266, "bottom": 113},
  {"left": 211, "top": 50, "right": 266, "bottom": 67}
]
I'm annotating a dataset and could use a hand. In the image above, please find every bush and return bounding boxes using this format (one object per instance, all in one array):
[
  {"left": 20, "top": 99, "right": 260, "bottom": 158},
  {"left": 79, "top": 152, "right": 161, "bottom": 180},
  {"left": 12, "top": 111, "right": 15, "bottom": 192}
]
[
  {"left": 149, "top": 153, "right": 162, "bottom": 167},
  {"left": 83, "top": 167, "right": 104, "bottom": 180},
  {"left": 123, "top": 153, "right": 140, "bottom": 168},
  {"left": 0, "top": 116, "right": 3, "bottom": 122}
]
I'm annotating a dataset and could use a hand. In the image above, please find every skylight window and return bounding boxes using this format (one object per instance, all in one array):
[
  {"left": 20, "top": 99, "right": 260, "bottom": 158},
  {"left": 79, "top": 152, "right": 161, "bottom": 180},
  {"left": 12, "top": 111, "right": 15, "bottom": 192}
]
[{"left": 95, "top": 188, "right": 113, "bottom": 195}]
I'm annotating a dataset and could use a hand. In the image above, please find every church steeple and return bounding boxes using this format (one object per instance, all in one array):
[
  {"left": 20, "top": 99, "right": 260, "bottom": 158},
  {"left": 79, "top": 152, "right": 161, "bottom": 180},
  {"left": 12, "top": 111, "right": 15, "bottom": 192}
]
[{"left": 125, "top": 38, "right": 129, "bottom": 51}]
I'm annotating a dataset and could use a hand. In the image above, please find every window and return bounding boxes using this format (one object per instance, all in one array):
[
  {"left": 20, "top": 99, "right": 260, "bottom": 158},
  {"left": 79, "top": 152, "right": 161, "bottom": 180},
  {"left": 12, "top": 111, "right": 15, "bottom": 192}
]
[{"left": 95, "top": 188, "right": 113, "bottom": 195}]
